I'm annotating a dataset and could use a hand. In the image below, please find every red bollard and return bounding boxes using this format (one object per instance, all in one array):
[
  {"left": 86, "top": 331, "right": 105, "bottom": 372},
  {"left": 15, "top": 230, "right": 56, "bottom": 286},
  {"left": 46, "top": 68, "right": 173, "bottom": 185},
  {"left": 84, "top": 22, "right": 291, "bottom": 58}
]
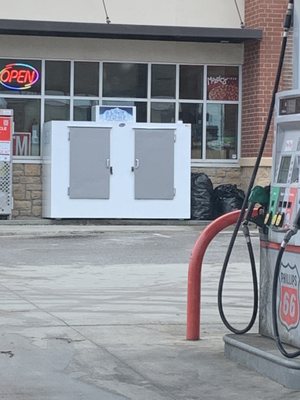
[{"left": 186, "top": 210, "right": 247, "bottom": 340}]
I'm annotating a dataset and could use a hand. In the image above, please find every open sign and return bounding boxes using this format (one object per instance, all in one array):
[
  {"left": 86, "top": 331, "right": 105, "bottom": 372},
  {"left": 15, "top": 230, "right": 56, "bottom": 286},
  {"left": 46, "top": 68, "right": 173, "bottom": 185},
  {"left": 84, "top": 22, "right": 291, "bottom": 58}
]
[{"left": 0, "top": 63, "right": 40, "bottom": 91}]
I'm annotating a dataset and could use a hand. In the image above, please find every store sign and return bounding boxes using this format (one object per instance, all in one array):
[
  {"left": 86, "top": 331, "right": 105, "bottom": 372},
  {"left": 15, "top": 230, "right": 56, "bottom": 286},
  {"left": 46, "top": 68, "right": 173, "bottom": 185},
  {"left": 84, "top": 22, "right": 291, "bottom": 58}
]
[
  {"left": 98, "top": 106, "right": 136, "bottom": 122},
  {"left": 0, "top": 63, "right": 40, "bottom": 91}
]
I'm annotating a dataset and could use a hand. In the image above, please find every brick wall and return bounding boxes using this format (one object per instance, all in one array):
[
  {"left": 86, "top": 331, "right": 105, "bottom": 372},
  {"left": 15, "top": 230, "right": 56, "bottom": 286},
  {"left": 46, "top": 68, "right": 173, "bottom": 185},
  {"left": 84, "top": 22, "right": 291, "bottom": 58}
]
[
  {"left": 12, "top": 163, "right": 42, "bottom": 219},
  {"left": 242, "top": 0, "right": 292, "bottom": 158}
]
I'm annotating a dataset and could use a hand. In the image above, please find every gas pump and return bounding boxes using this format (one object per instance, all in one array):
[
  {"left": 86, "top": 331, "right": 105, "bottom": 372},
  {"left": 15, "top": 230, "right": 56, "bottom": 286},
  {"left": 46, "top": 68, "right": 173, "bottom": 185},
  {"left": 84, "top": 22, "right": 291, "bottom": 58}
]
[
  {"left": 220, "top": 90, "right": 300, "bottom": 388},
  {"left": 0, "top": 109, "right": 13, "bottom": 218},
  {"left": 215, "top": 0, "right": 300, "bottom": 389},
  {"left": 264, "top": 91, "right": 300, "bottom": 357},
  {"left": 221, "top": 90, "right": 300, "bottom": 356}
]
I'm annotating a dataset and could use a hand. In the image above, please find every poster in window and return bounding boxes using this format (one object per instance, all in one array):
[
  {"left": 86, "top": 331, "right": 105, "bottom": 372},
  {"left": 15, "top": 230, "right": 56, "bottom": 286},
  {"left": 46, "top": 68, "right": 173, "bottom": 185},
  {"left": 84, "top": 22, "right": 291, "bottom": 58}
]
[
  {"left": 0, "top": 116, "right": 12, "bottom": 141},
  {"left": 207, "top": 69, "right": 239, "bottom": 101},
  {"left": 13, "top": 132, "right": 31, "bottom": 156}
]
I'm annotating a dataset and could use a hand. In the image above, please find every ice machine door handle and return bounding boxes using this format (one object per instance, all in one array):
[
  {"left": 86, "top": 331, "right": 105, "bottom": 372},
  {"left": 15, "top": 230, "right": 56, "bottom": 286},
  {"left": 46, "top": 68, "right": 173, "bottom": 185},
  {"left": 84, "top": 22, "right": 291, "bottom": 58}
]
[
  {"left": 105, "top": 158, "right": 113, "bottom": 174},
  {"left": 131, "top": 158, "right": 140, "bottom": 172},
  {"left": 105, "top": 159, "right": 113, "bottom": 174}
]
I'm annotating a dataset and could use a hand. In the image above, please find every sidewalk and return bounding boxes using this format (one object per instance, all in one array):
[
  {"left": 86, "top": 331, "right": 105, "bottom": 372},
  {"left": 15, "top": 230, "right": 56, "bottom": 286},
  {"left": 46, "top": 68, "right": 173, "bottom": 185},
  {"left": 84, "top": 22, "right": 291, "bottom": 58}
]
[
  {"left": 0, "top": 222, "right": 204, "bottom": 238},
  {"left": 0, "top": 224, "right": 296, "bottom": 399}
]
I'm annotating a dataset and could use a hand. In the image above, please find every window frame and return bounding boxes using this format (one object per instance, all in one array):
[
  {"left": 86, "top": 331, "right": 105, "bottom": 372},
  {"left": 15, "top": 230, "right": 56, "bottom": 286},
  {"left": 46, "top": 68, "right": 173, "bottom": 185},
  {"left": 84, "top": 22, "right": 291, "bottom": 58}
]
[{"left": 0, "top": 58, "right": 241, "bottom": 164}]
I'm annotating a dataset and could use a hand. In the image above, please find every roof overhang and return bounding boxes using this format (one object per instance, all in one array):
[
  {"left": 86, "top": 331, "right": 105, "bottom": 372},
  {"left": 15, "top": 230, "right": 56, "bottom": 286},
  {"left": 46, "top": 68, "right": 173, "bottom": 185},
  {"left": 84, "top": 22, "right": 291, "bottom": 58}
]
[{"left": 0, "top": 19, "right": 262, "bottom": 43}]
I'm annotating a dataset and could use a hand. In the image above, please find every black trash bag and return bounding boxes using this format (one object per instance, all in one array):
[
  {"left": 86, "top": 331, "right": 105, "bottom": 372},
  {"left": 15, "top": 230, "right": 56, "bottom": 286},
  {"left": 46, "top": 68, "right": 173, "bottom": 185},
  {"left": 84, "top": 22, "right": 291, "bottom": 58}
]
[
  {"left": 213, "top": 184, "right": 245, "bottom": 218},
  {"left": 191, "top": 173, "right": 214, "bottom": 220}
]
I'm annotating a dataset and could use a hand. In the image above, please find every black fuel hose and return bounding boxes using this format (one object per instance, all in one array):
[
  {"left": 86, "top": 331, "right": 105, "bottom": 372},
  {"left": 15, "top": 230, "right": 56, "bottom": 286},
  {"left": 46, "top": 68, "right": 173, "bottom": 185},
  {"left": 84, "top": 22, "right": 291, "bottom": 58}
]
[
  {"left": 218, "top": 206, "right": 259, "bottom": 334},
  {"left": 218, "top": 0, "right": 294, "bottom": 334}
]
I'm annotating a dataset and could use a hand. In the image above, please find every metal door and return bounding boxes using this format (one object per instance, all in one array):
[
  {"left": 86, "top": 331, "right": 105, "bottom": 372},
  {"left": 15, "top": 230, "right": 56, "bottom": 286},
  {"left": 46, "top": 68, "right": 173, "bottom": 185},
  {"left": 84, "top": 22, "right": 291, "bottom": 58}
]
[
  {"left": 134, "top": 129, "right": 175, "bottom": 199},
  {"left": 69, "top": 127, "right": 111, "bottom": 199}
]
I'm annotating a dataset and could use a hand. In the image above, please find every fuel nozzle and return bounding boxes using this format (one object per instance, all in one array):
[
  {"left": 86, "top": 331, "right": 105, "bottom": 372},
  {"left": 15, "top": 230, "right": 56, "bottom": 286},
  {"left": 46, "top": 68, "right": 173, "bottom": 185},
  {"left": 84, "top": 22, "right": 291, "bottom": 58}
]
[
  {"left": 244, "top": 186, "right": 270, "bottom": 228},
  {"left": 248, "top": 185, "right": 270, "bottom": 207},
  {"left": 282, "top": 207, "right": 300, "bottom": 248}
]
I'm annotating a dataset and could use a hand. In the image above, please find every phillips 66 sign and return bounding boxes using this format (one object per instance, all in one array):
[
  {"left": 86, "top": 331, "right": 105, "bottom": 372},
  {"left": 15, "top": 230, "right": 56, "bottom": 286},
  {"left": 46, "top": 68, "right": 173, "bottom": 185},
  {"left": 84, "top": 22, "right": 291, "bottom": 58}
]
[{"left": 279, "top": 263, "right": 300, "bottom": 331}]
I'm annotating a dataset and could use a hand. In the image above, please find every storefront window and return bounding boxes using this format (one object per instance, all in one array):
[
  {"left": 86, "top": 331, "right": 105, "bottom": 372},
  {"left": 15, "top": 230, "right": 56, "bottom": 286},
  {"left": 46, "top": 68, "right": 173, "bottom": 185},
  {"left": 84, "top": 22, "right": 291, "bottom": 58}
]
[
  {"left": 0, "top": 59, "right": 41, "bottom": 95},
  {"left": 179, "top": 103, "right": 203, "bottom": 159},
  {"left": 151, "top": 64, "right": 176, "bottom": 99},
  {"left": 3, "top": 98, "right": 41, "bottom": 156},
  {"left": 45, "top": 99, "right": 70, "bottom": 122},
  {"left": 74, "top": 62, "right": 99, "bottom": 97},
  {"left": 74, "top": 100, "right": 99, "bottom": 121},
  {"left": 180, "top": 65, "right": 203, "bottom": 100},
  {"left": 207, "top": 66, "right": 239, "bottom": 101},
  {"left": 0, "top": 59, "right": 241, "bottom": 162},
  {"left": 45, "top": 61, "right": 70, "bottom": 96},
  {"left": 206, "top": 104, "right": 238, "bottom": 160},
  {"left": 151, "top": 102, "right": 175, "bottom": 123},
  {"left": 103, "top": 63, "right": 147, "bottom": 98}
]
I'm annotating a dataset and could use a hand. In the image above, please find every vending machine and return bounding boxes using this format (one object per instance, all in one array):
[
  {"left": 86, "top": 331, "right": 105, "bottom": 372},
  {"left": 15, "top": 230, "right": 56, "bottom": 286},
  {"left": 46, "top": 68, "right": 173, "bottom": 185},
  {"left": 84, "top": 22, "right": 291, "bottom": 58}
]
[{"left": 0, "top": 109, "right": 13, "bottom": 217}]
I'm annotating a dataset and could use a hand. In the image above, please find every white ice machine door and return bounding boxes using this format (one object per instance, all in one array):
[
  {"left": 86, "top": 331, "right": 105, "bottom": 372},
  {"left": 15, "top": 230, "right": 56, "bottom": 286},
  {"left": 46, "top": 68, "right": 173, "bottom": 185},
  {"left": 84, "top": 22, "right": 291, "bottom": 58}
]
[
  {"left": 134, "top": 128, "right": 175, "bottom": 200},
  {"left": 69, "top": 127, "right": 111, "bottom": 199}
]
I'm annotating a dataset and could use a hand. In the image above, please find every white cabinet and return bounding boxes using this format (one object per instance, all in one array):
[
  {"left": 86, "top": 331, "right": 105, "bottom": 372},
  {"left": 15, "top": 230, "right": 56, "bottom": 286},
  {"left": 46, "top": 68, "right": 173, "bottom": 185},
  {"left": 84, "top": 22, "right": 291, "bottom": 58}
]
[{"left": 42, "top": 121, "right": 191, "bottom": 219}]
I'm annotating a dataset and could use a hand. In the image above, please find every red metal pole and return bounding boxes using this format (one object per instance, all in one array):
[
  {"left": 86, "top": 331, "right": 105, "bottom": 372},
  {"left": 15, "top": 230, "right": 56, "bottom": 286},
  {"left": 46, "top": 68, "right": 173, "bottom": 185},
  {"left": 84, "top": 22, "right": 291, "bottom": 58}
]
[{"left": 186, "top": 209, "right": 245, "bottom": 340}]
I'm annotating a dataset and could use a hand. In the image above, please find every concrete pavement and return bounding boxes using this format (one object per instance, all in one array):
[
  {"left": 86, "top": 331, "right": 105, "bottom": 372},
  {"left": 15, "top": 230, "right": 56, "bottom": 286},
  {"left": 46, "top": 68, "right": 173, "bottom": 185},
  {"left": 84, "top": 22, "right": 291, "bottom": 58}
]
[{"left": 0, "top": 223, "right": 298, "bottom": 399}]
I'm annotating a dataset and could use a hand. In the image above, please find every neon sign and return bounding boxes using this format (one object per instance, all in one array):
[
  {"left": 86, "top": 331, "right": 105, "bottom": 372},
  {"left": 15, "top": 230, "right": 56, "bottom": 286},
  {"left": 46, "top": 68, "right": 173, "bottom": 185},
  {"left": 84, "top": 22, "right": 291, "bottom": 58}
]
[{"left": 0, "top": 63, "right": 40, "bottom": 91}]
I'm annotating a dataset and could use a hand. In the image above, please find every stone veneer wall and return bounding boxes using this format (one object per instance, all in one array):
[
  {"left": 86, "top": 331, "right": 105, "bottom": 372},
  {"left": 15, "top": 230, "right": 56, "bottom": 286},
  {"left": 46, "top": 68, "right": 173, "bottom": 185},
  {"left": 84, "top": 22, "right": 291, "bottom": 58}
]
[
  {"left": 12, "top": 164, "right": 244, "bottom": 219},
  {"left": 11, "top": 163, "right": 271, "bottom": 219},
  {"left": 12, "top": 163, "right": 42, "bottom": 219},
  {"left": 239, "top": 166, "right": 271, "bottom": 192}
]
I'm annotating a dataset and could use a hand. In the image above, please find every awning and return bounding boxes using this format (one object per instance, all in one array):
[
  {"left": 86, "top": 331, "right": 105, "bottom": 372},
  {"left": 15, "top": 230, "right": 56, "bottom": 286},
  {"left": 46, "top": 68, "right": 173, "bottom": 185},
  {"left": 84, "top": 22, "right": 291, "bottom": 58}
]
[{"left": 0, "top": 19, "right": 262, "bottom": 43}]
